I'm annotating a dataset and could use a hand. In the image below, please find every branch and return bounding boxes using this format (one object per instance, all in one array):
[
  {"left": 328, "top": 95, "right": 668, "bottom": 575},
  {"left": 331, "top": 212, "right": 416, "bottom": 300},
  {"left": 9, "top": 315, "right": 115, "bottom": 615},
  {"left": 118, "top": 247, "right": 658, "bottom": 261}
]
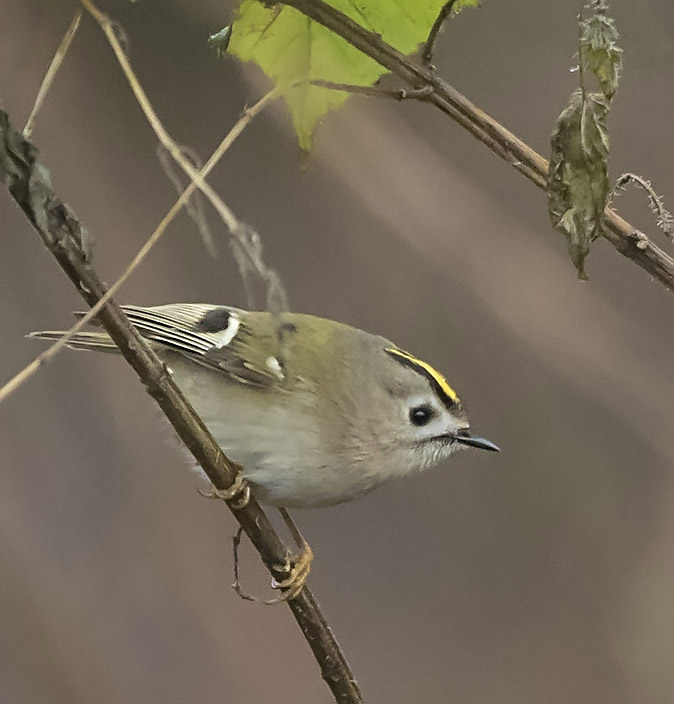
[
  {"left": 0, "top": 110, "right": 362, "bottom": 704},
  {"left": 310, "top": 78, "right": 432, "bottom": 100},
  {"left": 23, "top": 9, "right": 82, "bottom": 138},
  {"left": 275, "top": 0, "right": 674, "bottom": 293},
  {"left": 422, "top": 0, "right": 458, "bottom": 68}
]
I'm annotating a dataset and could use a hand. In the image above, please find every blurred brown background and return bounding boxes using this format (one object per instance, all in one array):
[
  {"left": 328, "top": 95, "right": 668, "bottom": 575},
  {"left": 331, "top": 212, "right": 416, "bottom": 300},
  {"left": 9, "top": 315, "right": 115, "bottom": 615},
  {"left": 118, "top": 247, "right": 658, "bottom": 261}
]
[{"left": 1, "top": 1, "right": 673, "bottom": 702}]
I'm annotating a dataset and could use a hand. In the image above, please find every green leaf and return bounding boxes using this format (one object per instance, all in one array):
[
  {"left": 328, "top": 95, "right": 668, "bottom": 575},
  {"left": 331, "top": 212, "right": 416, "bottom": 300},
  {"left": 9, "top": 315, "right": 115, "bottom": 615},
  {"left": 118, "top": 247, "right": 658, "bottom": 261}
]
[
  {"left": 548, "top": 90, "right": 610, "bottom": 280},
  {"left": 579, "top": 0, "right": 622, "bottom": 100},
  {"left": 227, "top": 0, "right": 479, "bottom": 151}
]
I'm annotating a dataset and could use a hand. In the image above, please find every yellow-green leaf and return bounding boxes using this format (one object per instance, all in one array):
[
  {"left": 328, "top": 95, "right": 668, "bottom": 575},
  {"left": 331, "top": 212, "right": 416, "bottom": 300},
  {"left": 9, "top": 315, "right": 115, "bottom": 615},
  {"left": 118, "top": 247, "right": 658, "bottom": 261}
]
[{"left": 227, "top": 0, "right": 479, "bottom": 151}]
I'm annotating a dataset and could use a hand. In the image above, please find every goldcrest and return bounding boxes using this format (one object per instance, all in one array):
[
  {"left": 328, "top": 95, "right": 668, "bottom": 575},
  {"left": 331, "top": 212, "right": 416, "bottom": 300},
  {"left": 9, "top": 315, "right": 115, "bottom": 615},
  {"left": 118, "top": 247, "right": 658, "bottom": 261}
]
[{"left": 31, "top": 304, "right": 499, "bottom": 507}]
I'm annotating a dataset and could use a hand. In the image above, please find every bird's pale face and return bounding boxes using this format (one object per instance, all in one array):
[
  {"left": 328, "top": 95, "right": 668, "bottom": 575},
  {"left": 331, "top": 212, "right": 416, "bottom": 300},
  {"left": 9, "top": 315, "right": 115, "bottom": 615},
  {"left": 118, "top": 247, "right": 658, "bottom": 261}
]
[
  {"left": 388, "top": 389, "right": 471, "bottom": 470},
  {"left": 366, "top": 377, "right": 467, "bottom": 478},
  {"left": 353, "top": 347, "right": 499, "bottom": 480}
]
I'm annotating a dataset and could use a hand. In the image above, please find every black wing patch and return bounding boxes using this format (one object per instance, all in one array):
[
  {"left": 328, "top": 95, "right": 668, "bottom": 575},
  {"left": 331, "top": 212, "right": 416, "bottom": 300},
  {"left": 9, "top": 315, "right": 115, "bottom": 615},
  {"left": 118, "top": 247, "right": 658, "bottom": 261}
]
[{"left": 194, "top": 307, "right": 231, "bottom": 333}]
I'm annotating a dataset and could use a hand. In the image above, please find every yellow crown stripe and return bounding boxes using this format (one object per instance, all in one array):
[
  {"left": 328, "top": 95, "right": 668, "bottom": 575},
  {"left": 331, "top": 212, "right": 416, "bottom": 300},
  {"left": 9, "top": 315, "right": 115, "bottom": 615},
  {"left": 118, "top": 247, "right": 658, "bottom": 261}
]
[{"left": 386, "top": 348, "right": 459, "bottom": 403}]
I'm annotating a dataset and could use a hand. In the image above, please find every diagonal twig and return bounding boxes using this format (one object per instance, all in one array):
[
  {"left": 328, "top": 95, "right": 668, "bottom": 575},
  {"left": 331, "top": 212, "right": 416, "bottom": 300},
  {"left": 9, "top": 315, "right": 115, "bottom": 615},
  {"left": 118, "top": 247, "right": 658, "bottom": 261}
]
[
  {"left": 422, "top": 0, "right": 458, "bottom": 68},
  {"left": 310, "top": 78, "right": 432, "bottom": 100},
  {"left": 23, "top": 9, "right": 83, "bottom": 138},
  {"left": 0, "top": 109, "right": 363, "bottom": 704}
]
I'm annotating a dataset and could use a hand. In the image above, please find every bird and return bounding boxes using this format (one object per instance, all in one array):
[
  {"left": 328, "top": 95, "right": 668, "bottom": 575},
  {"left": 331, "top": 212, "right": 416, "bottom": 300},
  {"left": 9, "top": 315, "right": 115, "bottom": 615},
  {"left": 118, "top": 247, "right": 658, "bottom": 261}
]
[{"left": 30, "top": 303, "right": 499, "bottom": 509}]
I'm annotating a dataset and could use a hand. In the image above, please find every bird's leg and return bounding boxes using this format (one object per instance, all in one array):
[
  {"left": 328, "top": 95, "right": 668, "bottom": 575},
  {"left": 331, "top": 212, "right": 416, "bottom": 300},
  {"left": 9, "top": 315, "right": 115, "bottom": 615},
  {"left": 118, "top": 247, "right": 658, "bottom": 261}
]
[
  {"left": 268, "top": 507, "right": 314, "bottom": 603},
  {"left": 221, "top": 502, "right": 313, "bottom": 605},
  {"left": 231, "top": 525, "right": 256, "bottom": 602}
]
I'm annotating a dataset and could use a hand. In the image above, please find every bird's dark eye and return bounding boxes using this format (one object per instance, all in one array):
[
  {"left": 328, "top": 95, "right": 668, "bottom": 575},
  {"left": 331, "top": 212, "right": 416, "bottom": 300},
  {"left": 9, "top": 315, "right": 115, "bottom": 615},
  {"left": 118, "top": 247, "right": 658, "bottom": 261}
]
[{"left": 409, "top": 405, "right": 434, "bottom": 426}]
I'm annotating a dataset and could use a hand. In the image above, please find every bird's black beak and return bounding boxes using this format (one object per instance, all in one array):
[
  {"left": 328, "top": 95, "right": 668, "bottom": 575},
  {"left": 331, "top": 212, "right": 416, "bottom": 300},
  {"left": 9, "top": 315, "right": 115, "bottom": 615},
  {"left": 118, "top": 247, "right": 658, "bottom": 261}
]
[{"left": 454, "top": 431, "right": 500, "bottom": 452}]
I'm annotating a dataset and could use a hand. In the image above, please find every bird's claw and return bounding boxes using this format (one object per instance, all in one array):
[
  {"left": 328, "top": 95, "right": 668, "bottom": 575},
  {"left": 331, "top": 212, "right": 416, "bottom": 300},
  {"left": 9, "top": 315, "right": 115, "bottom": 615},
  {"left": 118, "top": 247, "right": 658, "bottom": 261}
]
[
  {"left": 270, "top": 542, "right": 314, "bottom": 602},
  {"left": 198, "top": 473, "right": 251, "bottom": 510}
]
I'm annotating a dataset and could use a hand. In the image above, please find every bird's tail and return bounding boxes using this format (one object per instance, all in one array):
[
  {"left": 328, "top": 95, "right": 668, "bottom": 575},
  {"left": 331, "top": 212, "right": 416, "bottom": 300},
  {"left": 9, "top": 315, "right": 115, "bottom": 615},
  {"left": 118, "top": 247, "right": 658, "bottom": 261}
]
[{"left": 27, "top": 330, "right": 118, "bottom": 353}]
